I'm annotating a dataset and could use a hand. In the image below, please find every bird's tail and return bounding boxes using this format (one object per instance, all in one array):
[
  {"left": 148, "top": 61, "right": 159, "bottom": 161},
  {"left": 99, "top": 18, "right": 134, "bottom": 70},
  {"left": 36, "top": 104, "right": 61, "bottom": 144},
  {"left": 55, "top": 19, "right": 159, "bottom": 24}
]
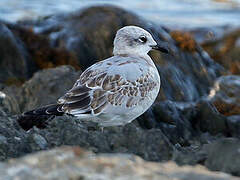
[{"left": 17, "top": 104, "right": 64, "bottom": 130}]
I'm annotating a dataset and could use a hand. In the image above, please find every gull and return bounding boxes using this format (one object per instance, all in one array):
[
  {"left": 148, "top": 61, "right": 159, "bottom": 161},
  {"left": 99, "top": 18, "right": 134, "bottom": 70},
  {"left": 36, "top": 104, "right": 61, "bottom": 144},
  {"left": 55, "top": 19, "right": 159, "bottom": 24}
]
[{"left": 17, "top": 26, "right": 169, "bottom": 130}]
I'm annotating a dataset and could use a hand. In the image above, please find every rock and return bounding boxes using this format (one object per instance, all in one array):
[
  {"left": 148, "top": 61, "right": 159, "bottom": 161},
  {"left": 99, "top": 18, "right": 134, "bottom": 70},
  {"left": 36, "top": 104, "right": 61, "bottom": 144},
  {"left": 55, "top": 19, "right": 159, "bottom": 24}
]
[
  {"left": 150, "top": 101, "right": 195, "bottom": 145},
  {"left": 0, "top": 92, "right": 8, "bottom": 116},
  {"left": 21, "top": 5, "right": 225, "bottom": 102},
  {"left": 201, "top": 28, "right": 240, "bottom": 75},
  {"left": 39, "top": 116, "right": 174, "bottom": 162},
  {"left": 0, "top": 23, "right": 33, "bottom": 84},
  {"left": 7, "top": 23, "right": 80, "bottom": 72},
  {"left": 191, "top": 100, "right": 228, "bottom": 135},
  {"left": 0, "top": 21, "right": 80, "bottom": 87},
  {"left": 0, "top": 90, "right": 20, "bottom": 115},
  {"left": 204, "top": 138, "right": 240, "bottom": 176},
  {"left": 0, "top": 115, "right": 29, "bottom": 161},
  {"left": 0, "top": 146, "right": 237, "bottom": 180},
  {"left": 2, "top": 65, "right": 81, "bottom": 114},
  {"left": 209, "top": 75, "right": 240, "bottom": 116},
  {"left": 26, "top": 133, "right": 48, "bottom": 151},
  {"left": 172, "top": 143, "right": 207, "bottom": 166},
  {"left": 0, "top": 107, "right": 173, "bottom": 162},
  {"left": 140, "top": 99, "right": 228, "bottom": 144},
  {"left": 226, "top": 115, "right": 240, "bottom": 138}
]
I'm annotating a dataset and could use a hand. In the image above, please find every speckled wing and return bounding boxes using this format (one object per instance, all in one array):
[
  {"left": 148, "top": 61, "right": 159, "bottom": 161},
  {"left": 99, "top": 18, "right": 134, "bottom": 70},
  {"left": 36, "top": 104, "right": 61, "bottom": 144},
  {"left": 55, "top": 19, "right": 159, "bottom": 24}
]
[{"left": 57, "top": 56, "right": 158, "bottom": 116}]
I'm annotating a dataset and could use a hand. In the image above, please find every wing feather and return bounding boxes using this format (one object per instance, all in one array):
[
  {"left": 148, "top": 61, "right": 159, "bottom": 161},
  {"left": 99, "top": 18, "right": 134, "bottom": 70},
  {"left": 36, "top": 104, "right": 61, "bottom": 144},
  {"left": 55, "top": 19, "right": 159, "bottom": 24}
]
[{"left": 57, "top": 56, "right": 158, "bottom": 116}]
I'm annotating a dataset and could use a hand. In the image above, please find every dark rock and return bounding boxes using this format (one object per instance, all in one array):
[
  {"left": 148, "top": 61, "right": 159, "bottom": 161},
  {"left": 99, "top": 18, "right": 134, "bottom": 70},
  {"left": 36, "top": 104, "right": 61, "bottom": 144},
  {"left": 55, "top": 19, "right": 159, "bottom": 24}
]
[
  {"left": 21, "top": 5, "right": 225, "bottom": 102},
  {"left": 209, "top": 75, "right": 240, "bottom": 116},
  {"left": 172, "top": 132, "right": 221, "bottom": 166},
  {"left": 0, "top": 23, "right": 33, "bottom": 84},
  {"left": 150, "top": 101, "right": 195, "bottom": 145},
  {"left": 226, "top": 115, "right": 240, "bottom": 138},
  {"left": 39, "top": 116, "right": 173, "bottom": 162},
  {"left": 204, "top": 138, "right": 240, "bottom": 176},
  {"left": 0, "top": 113, "right": 173, "bottom": 162},
  {"left": 173, "top": 144, "right": 207, "bottom": 166},
  {"left": 140, "top": 99, "right": 228, "bottom": 144},
  {"left": 192, "top": 100, "right": 228, "bottom": 135},
  {"left": 0, "top": 146, "right": 237, "bottom": 180},
  {"left": 2, "top": 65, "right": 81, "bottom": 114}
]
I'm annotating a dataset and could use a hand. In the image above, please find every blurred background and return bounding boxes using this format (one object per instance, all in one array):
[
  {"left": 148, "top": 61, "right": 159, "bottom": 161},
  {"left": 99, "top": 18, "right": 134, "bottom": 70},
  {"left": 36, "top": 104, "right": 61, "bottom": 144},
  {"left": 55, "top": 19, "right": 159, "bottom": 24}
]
[{"left": 1, "top": 0, "right": 240, "bottom": 29}]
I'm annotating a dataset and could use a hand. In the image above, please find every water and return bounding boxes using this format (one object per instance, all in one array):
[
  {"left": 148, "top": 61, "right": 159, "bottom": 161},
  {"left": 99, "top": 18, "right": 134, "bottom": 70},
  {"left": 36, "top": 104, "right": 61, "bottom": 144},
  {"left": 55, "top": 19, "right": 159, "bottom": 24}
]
[{"left": 0, "top": 0, "right": 240, "bottom": 29}]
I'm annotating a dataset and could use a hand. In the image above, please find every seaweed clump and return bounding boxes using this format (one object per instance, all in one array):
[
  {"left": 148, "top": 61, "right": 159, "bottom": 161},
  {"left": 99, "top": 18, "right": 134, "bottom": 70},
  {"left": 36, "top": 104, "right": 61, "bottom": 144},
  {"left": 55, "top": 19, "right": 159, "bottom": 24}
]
[
  {"left": 170, "top": 30, "right": 198, "bottom": 52},
  {"left": 201, "top": 29, "right": 240, "bottom": 75},
  {"left": 9, "top": 25, "right": 80, "bottom": 71},
  {"left": 213, "top": 100, "right": 240, "bottom": 116}
]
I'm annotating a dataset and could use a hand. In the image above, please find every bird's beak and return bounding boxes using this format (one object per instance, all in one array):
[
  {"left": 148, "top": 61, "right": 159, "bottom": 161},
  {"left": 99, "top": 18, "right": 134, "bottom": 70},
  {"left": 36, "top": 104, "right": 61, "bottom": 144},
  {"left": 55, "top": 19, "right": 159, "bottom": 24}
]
[{"left": 150, "top": 42, "right": 169, "bottom": 54}]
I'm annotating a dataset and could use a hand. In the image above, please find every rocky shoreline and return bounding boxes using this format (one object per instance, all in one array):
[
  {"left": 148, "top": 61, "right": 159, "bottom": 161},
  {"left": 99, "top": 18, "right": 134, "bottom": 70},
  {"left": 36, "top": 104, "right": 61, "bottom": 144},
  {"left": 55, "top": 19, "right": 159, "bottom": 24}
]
[{"left": 0, "top": 5, "right": 240, "bottom": 179}]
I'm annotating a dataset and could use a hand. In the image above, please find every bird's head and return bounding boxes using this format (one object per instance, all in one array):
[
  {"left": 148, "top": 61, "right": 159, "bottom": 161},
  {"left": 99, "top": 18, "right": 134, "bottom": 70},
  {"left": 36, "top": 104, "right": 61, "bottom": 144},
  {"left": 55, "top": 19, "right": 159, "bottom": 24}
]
[{"left": 113, "top": 26, "right": 169, "bottom": 56}]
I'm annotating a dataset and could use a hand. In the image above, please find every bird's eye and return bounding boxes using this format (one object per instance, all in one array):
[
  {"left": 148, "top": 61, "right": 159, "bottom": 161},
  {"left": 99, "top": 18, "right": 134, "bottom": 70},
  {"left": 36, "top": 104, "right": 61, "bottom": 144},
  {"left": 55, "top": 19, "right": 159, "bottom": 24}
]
[{"left": 139, "top": 36, "right": 147, "bottom": 43}]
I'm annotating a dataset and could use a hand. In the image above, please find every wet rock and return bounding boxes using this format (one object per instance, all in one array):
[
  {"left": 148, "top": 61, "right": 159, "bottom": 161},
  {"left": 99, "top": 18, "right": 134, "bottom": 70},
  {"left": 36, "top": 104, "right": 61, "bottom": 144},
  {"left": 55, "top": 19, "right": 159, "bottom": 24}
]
[
  {"left": 7, "top": 24, "right": 80, "bottom": 71},
  {"left": 140, "top": 99, "right": 228, "bottom": 144},
  {"left": 189, "top": 26, "right": 231, "bottom": 45},
  {"left": 204, "top": 138, "right": 240, "bottom": 176},
  {"left": 21, "top": 5, "right": 225, "bottom": 102},
  {"left": 201, "top": 28, "right": 240, "bottom": 74},
  {"left": 0, "top": 146, "right": 237, "bottom": 180},
  {"left": 150, "top": 101, "right": 195, "bottom": 145},
  {"left": 209, "top": 75, "right": 240, "bottom": 116},
  {"left": 192, "top": 100, "right": 228, "bottom": 135},
  {"left": 226, "top": 115, "right": 240, "bottom": 138},
  {"left": 0, "top": 23, "right": 33, "bottom": 84},
  {"left": 2, "top": 65, "right": 81, "bottom": 114}
]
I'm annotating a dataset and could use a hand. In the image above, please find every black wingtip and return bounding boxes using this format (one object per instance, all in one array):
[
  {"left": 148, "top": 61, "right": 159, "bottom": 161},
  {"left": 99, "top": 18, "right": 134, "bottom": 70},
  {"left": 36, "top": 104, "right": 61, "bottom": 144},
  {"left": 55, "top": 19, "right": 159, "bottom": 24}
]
[
  {"left": 17, "top": 104, "right": 64, "bottom": 130},
  {"left": 17, "top": 114, "right": 52, "bottom": 131}
]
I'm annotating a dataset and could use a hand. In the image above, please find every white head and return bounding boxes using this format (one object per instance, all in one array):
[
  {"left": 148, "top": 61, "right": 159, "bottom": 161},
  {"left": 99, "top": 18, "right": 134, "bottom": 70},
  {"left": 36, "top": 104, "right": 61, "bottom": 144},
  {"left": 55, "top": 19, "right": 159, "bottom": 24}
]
[{"left": 113, "top": 26, "right": 168, "bottom": 56}]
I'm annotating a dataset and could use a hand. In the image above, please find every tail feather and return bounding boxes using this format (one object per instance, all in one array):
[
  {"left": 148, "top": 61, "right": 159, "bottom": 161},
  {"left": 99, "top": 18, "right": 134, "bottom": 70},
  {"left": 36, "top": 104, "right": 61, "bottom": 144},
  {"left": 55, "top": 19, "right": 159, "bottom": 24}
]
[{"left": 17, "top": 104, "right": 64, "bottom": 130}]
